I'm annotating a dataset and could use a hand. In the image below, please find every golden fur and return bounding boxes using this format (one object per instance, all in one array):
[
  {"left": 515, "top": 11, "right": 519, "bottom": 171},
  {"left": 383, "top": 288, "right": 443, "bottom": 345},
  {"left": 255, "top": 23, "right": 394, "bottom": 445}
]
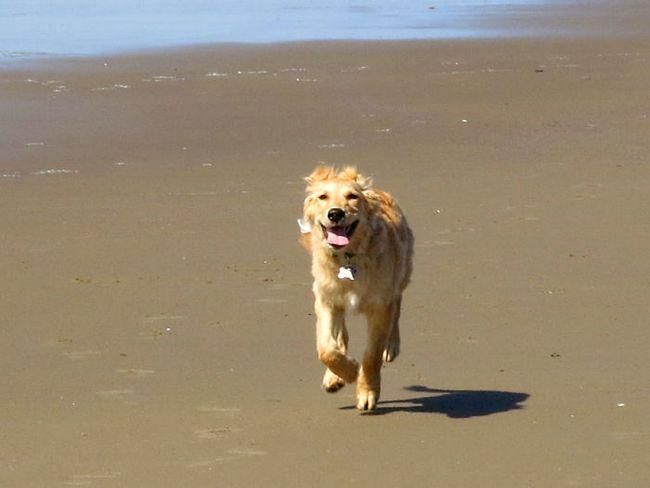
[{"left": 301, "top": 165, "right": 414, "bottom": 410}]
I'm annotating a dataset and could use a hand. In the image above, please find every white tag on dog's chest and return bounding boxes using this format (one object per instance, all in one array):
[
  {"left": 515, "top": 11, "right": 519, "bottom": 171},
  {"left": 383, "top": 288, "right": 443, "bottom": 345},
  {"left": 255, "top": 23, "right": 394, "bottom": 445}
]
[{"left": 338, "top": 266, "right": 356, "bottom": 281}]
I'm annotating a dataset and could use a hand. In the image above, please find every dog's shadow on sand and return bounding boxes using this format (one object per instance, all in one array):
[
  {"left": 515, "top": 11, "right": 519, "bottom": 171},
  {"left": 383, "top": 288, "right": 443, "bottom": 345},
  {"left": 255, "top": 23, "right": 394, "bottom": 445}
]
[{"left": 341, "top": 385, "right": 529, "bottom": 417}]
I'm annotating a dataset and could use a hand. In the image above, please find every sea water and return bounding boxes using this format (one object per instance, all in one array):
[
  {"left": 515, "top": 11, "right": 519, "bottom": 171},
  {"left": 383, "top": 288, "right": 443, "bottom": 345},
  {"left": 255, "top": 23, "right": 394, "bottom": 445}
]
[{"left": 1, "top": 0, "right": 574, "bottom": 59}]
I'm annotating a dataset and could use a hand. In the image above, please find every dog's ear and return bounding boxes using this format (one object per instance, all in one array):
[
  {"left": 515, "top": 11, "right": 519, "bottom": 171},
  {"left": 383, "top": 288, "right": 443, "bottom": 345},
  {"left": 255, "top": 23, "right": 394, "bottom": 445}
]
[
  {"left": 340, "top": 166, "right": 373, "bottom": 191},
  {"left": 356, "top": 173, "right": 373, "bottom": 192},
  {"left": 305, "top": 165, "right": 336, "bottom": 187}
]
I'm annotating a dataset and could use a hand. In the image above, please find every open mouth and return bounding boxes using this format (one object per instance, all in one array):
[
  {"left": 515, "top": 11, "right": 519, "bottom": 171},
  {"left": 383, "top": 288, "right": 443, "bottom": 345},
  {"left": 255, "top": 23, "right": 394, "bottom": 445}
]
[{"left": 321, "top": 220, "right": 359, "bottom": 249}]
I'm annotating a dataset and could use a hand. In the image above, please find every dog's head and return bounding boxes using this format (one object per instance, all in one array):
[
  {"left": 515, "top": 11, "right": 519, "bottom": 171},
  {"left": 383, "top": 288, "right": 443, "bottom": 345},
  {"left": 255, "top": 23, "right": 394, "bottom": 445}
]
[{"left": 303, "top": 165, "right": 373, "bottom": 251}]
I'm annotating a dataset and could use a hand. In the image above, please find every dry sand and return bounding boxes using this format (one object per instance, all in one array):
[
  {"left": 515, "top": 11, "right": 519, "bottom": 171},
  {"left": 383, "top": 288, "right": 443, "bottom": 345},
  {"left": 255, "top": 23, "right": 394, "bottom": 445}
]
[{"left": 2, "top": 30, "right": 650, "bottom": 488}]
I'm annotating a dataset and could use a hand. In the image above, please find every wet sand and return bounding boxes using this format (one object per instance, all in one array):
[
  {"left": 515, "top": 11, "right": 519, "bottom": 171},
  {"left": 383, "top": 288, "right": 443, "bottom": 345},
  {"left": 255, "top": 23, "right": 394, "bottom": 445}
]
[{"left": 2, "top": 35, "right": 650, "bottom": 487}]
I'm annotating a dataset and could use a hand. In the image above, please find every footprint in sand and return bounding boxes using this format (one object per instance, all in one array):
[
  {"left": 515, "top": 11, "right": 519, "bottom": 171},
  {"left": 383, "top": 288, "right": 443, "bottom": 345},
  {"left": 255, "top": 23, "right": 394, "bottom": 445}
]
[
  {"left": 194, "top": 427, "right": 242, "bottom": 439},
  {"left": 318, "top": 143, "right": 346, "bottom": 149},
  {"left": 96, "top": 389, "right": 134, "bottom": 397},
  {"left": 257, "top": 298, "right": 287, "bottom": 304},
  {"left": 90, "top": 84, "right": 130, "bottom": 92},
  {"left": 142, "top": 75, "right": 185, "bottom": 83},
  {"left": 143, "top": 315, "right": 186, "bottom": 323},
  {"left": 115, "top": 368, "right": 155, "bottom": 379},
  {"left": 31, "top": 169, "right": 78, "bottom": 176},
  {"left": 186, "top": 448, "right": 266, "bottom": 468},
  {"left": 95, "top": 389, "right": 139, "bottom": 405},
  {"left": 269, "top": 283, "right": 291, "bottom": 291},
  {"left": 610, "top": 431, "right": 648, "bottom": 440},
  {"left": 196, "top": 406, "right": 240, "bottom": 416},
  {"left": 572, "top": 182, "right": 604, "bottom": 200},
  {"left": 64, "top": 472, "right": 121, "bottom": 486},
  {"left": 63, "top": 350, "right": 101, "bottom": 360}
]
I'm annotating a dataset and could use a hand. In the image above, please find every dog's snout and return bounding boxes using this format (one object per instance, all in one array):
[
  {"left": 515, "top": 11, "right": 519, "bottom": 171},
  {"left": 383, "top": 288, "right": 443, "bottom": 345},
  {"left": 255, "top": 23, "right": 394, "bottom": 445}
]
[{"left": 327, "top": 208, "right": 345, "bottom": 223}]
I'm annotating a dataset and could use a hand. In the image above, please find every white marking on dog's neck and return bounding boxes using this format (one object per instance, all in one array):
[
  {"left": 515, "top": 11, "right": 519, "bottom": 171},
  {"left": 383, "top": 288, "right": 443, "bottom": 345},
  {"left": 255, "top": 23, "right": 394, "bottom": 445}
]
[
  {"left": 336, "top": 251, "right": 357, "bottom": 280},
  {"left": 338, "top": 266, "right": 355, "bottom": 280}
]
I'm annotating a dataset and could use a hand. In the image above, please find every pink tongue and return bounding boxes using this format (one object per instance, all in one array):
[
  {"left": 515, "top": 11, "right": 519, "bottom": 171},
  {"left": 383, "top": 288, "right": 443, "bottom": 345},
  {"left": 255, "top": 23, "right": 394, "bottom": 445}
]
[{"left": 326, "top": 228, "right": 349, "bottom": 246}]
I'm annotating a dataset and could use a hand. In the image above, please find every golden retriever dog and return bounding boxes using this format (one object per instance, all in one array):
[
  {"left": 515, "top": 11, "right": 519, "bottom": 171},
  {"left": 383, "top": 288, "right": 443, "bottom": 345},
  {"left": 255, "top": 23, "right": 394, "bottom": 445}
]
[{"left": 299, "top": 166, "right": 414, "bottom": 410}]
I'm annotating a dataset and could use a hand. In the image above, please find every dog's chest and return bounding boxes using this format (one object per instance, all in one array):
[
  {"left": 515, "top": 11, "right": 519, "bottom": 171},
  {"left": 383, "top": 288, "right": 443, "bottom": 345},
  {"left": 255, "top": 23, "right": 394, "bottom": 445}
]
[
  {"left": 321, "top": 271, "right": 365, "bottom": 312},
  {"left": 345, "top": 291, "right": 360, "bottom": 313}
]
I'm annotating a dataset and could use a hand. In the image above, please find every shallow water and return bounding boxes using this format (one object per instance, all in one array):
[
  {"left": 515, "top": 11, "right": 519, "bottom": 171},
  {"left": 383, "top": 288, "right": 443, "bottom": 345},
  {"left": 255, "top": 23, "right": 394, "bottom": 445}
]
[{"left": 2, "top": 0, "right": 576, "bottom": 59}]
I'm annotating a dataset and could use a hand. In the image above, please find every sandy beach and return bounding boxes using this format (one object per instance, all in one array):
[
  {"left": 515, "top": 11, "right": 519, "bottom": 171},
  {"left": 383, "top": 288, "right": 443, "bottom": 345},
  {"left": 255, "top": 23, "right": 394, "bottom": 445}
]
[{"left": 2, "top": 13, "right": 650, "bottom": 488}]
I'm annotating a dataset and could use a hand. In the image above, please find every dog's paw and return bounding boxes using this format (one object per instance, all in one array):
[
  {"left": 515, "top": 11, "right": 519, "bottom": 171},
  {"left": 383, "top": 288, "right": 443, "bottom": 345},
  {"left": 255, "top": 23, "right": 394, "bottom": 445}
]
[
  {"left": 356, "top": 385, "right": 379, "bottom": 411},
  {"left": 322, "top": 369, "right": 346, "bottom": 393},
  {"left": 382, "top": 339, "right": 400, "bottom": 363}
]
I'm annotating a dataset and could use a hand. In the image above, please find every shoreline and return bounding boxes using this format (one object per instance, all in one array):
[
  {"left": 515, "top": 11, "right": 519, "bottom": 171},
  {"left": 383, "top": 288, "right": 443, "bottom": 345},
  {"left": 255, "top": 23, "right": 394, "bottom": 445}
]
[
  {"left": 2, "top": 0, "right": 649, "bottom": 67},
  {"left": 2, "top": 28, "right": 649, "bottom": 71}
]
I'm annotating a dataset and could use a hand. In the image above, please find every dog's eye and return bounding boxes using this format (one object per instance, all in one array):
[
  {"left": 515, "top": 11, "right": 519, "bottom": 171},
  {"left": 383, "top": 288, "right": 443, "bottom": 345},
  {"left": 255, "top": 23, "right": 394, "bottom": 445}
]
[
  {"left": 318, "top": 194, "right": 328, "bottom": 200},
  {"left": 346, "top": 193, "right": 359, "bottom": 200}
]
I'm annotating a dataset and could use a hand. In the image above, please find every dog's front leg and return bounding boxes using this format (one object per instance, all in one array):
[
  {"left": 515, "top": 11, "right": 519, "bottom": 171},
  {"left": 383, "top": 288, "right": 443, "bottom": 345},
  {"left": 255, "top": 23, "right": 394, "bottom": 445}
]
[
  {"left": 322, "top": 323, "right": 349, "bottom": 392},
  {"left": 357, "top": 304, "right": 393, "bottom": 411},
  {"left": 315, "top": 298, "right": 359, "bottom": 384}
]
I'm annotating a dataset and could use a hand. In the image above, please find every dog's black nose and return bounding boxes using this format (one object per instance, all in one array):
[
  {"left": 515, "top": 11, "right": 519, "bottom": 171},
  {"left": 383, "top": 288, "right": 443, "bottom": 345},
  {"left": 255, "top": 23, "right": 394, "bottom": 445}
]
[{"left": 327, "top": 208, "right": 345, "bottom": 223}]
